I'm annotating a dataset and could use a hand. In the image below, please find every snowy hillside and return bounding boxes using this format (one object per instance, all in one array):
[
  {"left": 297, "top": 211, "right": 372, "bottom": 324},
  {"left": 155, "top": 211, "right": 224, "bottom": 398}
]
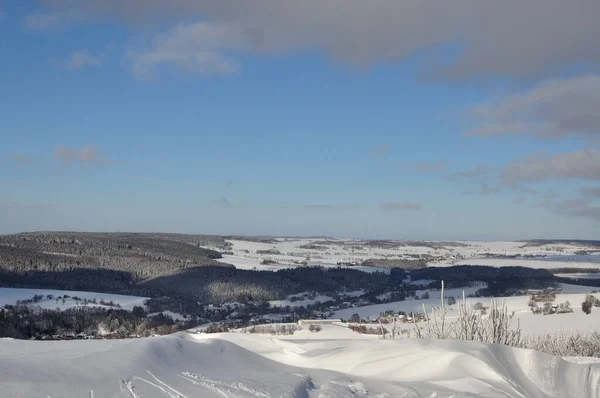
[{"left": 0, "top": 331, "right": 598, "bottom": 397}]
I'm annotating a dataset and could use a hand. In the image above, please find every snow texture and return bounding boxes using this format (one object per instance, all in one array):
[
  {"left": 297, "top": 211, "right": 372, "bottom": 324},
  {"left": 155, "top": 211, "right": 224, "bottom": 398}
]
[{"left": 0, "top": 330, "right": 598, "bottom": 397}]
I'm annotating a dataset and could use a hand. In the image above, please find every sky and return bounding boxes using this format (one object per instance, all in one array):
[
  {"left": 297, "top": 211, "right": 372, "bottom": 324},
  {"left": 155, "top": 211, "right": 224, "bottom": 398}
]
[{"left": 1, "top": 1, "right": 600, "bottom": 241}]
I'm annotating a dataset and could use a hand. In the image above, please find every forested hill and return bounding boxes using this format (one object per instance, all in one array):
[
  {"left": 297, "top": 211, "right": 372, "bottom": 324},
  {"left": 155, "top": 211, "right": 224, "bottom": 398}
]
[{"left": 0, "top": 232, "right": 229, "bottom": 295}]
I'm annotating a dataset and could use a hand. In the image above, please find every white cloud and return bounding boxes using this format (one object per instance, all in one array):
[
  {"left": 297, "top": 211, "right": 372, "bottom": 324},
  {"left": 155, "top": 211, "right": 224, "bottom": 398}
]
[
  {"left": 54, "top": 146, "right": 108, "bottom": 166},
  {"left": 127, "top": 22, "right": 242, "bottom": 79},
  {"left": 565, "top": 206, "right": 600, "bottom": 221},
  {"left": 537, "top": 197, "right": 600, "bottom": 222},
  {"left": 581, "top": 187, "right": 600, "bottom": 198},
  {"left": 34, "top": 0, "right": 600, "bottom": 79},
  {"left": 469, "top": 75, "right": 600, "bottom": 140},
  {"left": 446, "top": 165, "right": 502, "bottom": 196},
  {"left": 502, "top": 149, "right": 600, "bottom": 183},
  {"left": 63, "top": 50, "right": 103, "bottom": 70},
  {"left": 379, "top": 201, "right": 423, "bottom": 211}
]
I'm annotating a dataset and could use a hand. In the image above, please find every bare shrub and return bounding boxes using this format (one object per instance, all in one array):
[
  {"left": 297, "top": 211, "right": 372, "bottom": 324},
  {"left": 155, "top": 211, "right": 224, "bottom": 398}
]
[
  {"left": 204, "top": 324, "right": 230, "bottom": 333},
  {"left": 522, "top": 331, "right": 600, "bottom": 357},
  {"left": 414, "top": 281, "right": 522, "bottom": 347},
  {"left": 348, "top": 324, "right": 386, "bottom": 336},
  {"left": 308, "top": 324, "right": 322, "bottom": 332},
  {"left": 246, "top": 324, "right": 300, "bottom": 335},
  {"left": 407, "top": 281, "right": 598, "bottom": 357},
  {"left": 414, "top": 290, "right": 450, "bottom": 339}
]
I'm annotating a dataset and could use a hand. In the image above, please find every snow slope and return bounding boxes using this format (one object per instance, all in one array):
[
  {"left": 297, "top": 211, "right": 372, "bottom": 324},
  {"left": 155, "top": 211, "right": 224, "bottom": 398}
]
[
  {"left": 0, "top": 331, "right": 598, "bottom": 397},
  {"left": 0, "top": 287, "right": 147, "bottom": 311}
]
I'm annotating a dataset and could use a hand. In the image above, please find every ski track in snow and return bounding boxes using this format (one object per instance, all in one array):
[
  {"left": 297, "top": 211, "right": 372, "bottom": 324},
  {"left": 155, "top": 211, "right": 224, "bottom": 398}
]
[{"left": 180, "top": 372, "right": 270, "bottom": 397}]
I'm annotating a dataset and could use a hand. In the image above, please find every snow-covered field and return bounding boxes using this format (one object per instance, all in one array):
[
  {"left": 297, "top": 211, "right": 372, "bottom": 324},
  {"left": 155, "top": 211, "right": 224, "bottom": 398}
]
[
  {"left": 0, "top": 330, "right": 598, "bottom": 397},
  {"left": 335, "top": 283, "right": 600, "bottom": 335},
  {"left": 452, "top": 258, "right": 600, "bottom": 269},
  {"left": 216, "top": 238, "right": 600, "bottom": 272},
  {"left": 216, "top": 254, "right": 293, "bottom": 271},
  {"left": 0, "top": 287, "right": 147, "bottom": 311},
  {"left": 556, "top": 273, "right": 600, "bottom": 279}
]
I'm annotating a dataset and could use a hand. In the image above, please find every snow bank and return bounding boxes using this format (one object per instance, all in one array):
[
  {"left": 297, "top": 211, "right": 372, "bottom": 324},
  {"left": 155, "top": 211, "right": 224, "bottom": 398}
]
[{"left": 1, "top": 331, "right": 597, "bottom": 397}]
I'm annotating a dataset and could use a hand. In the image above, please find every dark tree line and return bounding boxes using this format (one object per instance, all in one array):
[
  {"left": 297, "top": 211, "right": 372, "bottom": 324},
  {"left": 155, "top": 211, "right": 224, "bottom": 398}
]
[
  {"left": 139, "top": 266, "right": 389, "bottom": 304},
  {"left": 412, "top": 265, "right": 554, "bottom": 282},
  {"left": 0, "top": 303, "right": 196, "bottom": 340},
  {"left": 408, "top": 266, "right": 556, "bottom": 297},
  {"left": 361, "top": 258, "right": 427, "bottom": 270}
]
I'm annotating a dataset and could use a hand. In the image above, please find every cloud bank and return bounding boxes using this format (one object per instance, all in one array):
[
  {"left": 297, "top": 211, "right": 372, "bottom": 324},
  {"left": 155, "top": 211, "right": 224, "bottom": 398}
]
[
  {"left": 32, "top": 0, "right": 600, "bottom": 78},
  {"left": 502, "top": 150, "right": 600, "bottom": 183},
  {"left": 469, "top": 75, "right": 600, "bottom": 140}
]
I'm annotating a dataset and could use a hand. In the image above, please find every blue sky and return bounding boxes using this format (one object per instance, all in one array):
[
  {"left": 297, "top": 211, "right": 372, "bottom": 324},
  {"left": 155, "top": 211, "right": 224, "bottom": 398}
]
[{"left": 1, "top": 1, "right": 600, "bottom": 240}]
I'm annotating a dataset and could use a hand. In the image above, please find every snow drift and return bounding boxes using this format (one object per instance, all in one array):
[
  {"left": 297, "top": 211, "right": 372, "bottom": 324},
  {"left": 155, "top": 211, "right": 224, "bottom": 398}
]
[{"left": 0, "top": 332, "right": 598, "bottom": 397}]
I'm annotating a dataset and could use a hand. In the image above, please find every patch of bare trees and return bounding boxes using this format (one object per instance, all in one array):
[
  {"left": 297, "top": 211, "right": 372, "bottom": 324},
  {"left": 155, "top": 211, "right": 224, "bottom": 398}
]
[
  {"left": 522, "top": 331, "right": 600, "bottom": 357},
  {"left": 0, "top": 299, "right": 191, "bottom": 340},
  {"left": 403, "top": 282, "right": 600, "bottom": 357},
  {"left": 409, "top": 282, "right": 522, "bottom": 346},
  {"left": 244, "top": 324, "right": 301, "bottom": 335}
]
